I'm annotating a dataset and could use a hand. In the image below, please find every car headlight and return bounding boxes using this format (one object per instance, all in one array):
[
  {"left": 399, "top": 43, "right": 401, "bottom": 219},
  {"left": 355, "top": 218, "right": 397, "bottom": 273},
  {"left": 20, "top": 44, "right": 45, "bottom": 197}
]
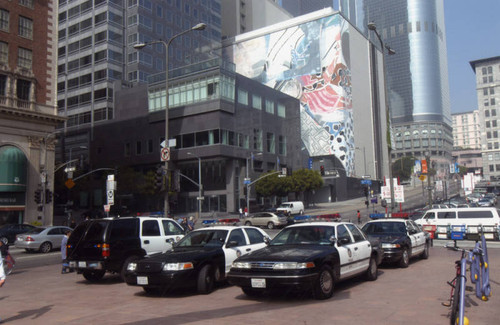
[
  {"left": 232, "top": 261, "right": 252, "bottom": 269},
  {"left": 127, "top": 262, "right": 137, "bottom": 272},
  {"left": 273, "top": 262, "right": 315, "bottom": 270},
  {"left": 381, "top": 243, "right": 401, "bottom": 249},
  {"left": 163, "top": 262, "right": 194, "bottom": 271}
]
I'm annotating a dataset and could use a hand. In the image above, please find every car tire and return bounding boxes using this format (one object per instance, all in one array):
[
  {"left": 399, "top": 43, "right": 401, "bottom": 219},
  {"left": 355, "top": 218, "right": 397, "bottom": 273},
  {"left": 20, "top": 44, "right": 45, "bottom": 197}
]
[
  {"left": 0, "top": 237, "right": 8, "bottom": 245},
  {"left": 421, "top": 241, "right": 430, "bottom": 260},
  {"left": 121, "top": 256, "right": 138, "bottom": 281},
  {"left": 399, "top": 248, "right": 410, "bottom": 268},
  {"left": 245, "top": 221, "right": 252, "bottom": 226},
  {"left": 267, "top": 222, "right": 275, "bottom": 229},
  {"left": 39, "top": 241, "right": 52, "bottom": 253},
  {"left": 82, "top": 270, "right": 106, "bottom": 282},
  {"left": 197, "top": 264, "right": 214, "bottom": 294},
  {"left": 242, "top": 287, "right": 263, "bottom": 297},
  {"left": 312, "top": 265, "right": 335, "bottom": 300},
  {"left": 365, "top": 256, "right": 378, "bottom": 281}
]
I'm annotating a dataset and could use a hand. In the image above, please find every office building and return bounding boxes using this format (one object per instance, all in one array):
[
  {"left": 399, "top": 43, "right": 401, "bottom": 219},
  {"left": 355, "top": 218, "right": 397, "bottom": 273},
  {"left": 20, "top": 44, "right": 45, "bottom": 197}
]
[
  {"left": 470, "top": 56, "right": 500, "bottom": 181},
  {"left": 0, "top": 0, "right": 64, "bottom": 225},
  {"left": 359, "top": 0, "right": 452, "bottom": 180},
  {"left": 451, "top": 110, "right": 482, "bottom": 173}
]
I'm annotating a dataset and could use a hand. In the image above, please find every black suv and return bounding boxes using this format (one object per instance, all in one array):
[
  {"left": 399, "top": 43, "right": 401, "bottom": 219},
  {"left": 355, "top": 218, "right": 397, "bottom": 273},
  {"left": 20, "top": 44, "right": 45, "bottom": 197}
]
[{"left": 67, "top": 216, "right": 184, "bottom": 282}]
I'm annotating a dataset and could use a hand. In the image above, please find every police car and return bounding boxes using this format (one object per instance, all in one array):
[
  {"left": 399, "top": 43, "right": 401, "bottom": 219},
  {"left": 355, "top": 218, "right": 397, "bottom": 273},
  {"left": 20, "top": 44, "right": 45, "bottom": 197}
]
[
  {"left": 362, "top": 218, "right": 431, "bottom": 268},
  {"left": 124, "top": 226, "right": 270, "bottom": 295},
  {"left": 227, "top": 222, "right": 383, "bottom": 300}
]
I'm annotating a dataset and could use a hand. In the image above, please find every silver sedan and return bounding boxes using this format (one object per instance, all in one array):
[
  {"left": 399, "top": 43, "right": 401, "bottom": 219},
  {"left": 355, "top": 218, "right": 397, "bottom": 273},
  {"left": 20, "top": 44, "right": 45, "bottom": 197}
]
[{"left": 15, "top": 226, "right": 72, "bottom": 253}]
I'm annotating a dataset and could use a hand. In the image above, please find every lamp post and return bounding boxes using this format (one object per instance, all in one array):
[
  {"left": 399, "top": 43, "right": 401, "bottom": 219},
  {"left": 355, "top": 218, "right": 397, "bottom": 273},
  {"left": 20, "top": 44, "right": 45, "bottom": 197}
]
[
  {"left": 368, "top": 21, "right": 396, "bottom": 213},
  {"left": 356, "top": 146, "right": 367, "bottom": 176},
  {"left": 425, "top": 151, "right": 432, "bottom": 206},
  {"left": 187, "top": 152, "right": 202, "bottom": 220},
  {"left": 40, "top": 131, "right": 60, "bottom": 225},
  {"left": 246, "top": 152, "right": 262, "bottom": 214},
  {"left": 134, "top": 23, "right": 206, "bottom": 218}
]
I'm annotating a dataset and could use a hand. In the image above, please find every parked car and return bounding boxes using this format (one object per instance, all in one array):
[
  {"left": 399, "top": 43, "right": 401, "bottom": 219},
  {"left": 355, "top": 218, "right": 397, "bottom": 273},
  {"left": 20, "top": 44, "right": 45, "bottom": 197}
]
[
  {"left": 483, "top": 193, "right": 497, "bottom": 205},
  {"left": 15, "top": 226, "right": 73, "bottom": 253},
  {"left": 227, "top": 222, "right": 383, "bottom": 300},
  {"left": 124, "top": 226, "right": 270, "bottom": 295},
  {"left": 492, "top": 188, "right": 500, "bottom": 196},
  {"left": 67, "top": 216, "right": 185, "bottom": 282},
  {"left": 466, "top": 193, "right": 483, "bottom": 203},
  {"left": 242, "top": 212, "right": 288, "bottom": 229},
  {"left": 477, "top": 197, "right": 493, "bottom": 207},
  {"left": 361, "top": 219, "right": 431, "bottom": 268},
  {"left": 276, "top": 201, "right": 305, "bottom": 215},
  {"left": 0, "top": 224, "right": 38, "bottom": 245}
]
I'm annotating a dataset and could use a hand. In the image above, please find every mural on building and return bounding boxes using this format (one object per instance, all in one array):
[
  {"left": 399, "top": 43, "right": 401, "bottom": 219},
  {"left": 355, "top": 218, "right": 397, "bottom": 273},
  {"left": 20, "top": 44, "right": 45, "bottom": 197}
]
[{"left": 225, "top": 14, "right": 355, "bottom": 175}]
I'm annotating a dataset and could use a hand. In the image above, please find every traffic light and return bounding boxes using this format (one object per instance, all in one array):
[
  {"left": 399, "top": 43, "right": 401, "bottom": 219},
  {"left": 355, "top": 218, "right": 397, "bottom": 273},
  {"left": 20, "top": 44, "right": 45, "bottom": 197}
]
[
  {"left": 45, "top": 189, "right": 53, "bottom": 204},
  {"left": 155, "top": 165, "right": 164, "bottom": 190},
  {"left": 320, "top": 165, "right": 325, "bottom": 176},
  {"left": 34, "top": 189, "right": 42, "bottom": 204}
]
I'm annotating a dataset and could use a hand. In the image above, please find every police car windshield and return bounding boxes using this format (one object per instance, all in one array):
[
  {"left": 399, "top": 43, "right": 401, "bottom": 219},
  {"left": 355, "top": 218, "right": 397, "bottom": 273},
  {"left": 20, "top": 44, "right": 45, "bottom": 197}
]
[
  {"left": 362, "top": 222, "right": 407, "bottom": 235},
  {"left": 271, "top": 226, "right": 335, "bottom": 246},
  {"left": 176, "top": 229, "right": 228, "bottom": 247}
]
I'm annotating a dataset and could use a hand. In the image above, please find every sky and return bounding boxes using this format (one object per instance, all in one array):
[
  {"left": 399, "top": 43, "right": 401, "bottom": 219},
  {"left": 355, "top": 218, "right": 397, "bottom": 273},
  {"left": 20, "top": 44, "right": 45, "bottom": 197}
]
[{"left": 444, "top": 0, "right": 500, "bottom": 113}]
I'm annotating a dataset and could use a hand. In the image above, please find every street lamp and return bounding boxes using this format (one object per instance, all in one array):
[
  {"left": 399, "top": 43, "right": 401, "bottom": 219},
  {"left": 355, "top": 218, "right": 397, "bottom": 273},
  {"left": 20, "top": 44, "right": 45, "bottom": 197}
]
[
  {"left": 40, "top": 131, "right": 60, "bottom": 225},
  {"left": 134, "top": 22, "right": 206, "bottom": 218},
  {"left": 368, "top": 21, "right": 396, "bottom": 213},
  {"left": 246, "top": 152, "right": 262, "bottom": 214},
  {"left": 187, "top": 152, "right": 202, "bottom": 220},
  {"left": 425, "top": 151, "right": 432, "bottom": 206},
  {"left": 355, "top": 146, "right": 367, "bottom": 176}
]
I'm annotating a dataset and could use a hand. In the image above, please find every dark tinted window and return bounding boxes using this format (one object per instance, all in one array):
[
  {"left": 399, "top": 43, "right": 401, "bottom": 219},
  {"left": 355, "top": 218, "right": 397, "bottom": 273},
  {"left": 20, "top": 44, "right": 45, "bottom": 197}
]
[
  {"left": 244, "top": 228, "right": 265, "bottom": 244},
  {"left": 142, "top": 220, "right": 160, "bottom": 236},
  {"left": 48, "top": 228, "right": 61, "bottom": 235},
  {"left": 69, "top": 222, "right": 89, "bottom": 242},
  {"left": 346, "top": 224, "right": 365, "bottom": 242},
  {"left": 437, "top": 211, "right": 456, "bottom": 219},
  {"left": 458, "top": 210, "right": 493, "bottom": 219},
  {"left": 85, "top": 221, "right": 108, "bottom": 241},
  {"left": 337, "top": 225, "right": 352, "bottom": 244},
  {"left": 162, "top": 220, "right": 183, "bottom": 235},
  {"left": 109, "top": 219, "right": 138, "bottom": 239},
  {"left": 228, "top": 229, "right": 246, "bottom": 246},
  {"left": 26, "top": 228, "right": 44, "bottom": 234}
]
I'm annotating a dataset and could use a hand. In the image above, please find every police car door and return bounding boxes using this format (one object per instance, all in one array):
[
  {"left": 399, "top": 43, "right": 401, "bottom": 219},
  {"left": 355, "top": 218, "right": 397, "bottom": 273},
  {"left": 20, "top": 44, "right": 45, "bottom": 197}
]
[
  {"left": 161, "top": 219, "right": 185, "bottom": 248},
  {"left": 140, "top": 219, "right": 164, "bottom": 255},
  {"left": 335, "top": 224, "right": 358, "bottom": 280},
  {"left": 345, "top": 224, "right": 372, "bottom": 273},
  {"left": 222, "top": 228, "right": 247, "bottom": 274},
  {"left": 407, "top": 220, "right": 425, "bottom": 256}
]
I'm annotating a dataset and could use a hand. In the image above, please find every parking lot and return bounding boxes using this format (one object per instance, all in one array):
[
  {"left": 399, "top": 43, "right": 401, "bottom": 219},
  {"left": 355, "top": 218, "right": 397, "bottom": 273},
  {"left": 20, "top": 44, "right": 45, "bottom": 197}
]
[{"left": 1, "top": 241, "right": 498, "bottom": 324}]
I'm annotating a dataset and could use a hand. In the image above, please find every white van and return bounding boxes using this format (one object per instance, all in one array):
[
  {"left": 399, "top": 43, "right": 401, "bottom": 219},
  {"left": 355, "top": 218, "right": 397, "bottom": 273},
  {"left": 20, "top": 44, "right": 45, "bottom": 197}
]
[
  {"left": 276, "top": 201, "right": 305, "bottom": 215},
  {"left": 415, "top": 208, "right": 500, "bottom": 240}
]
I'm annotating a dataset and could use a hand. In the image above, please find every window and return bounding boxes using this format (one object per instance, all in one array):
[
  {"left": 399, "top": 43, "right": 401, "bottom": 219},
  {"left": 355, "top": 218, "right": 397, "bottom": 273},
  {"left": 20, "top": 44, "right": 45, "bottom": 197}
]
[
  {"left": 141, "top": 220, "right": 160, "bottom": 236},
  {"left": 252, "top": 94, "right": 261, "bottom": 109},
  {"left": 0, "top": 42, "right": 7, "bottom": 64},
  {"left": 346, "top": 224, "right": 365, "bottom": 242},
  {"left": 0, "top": 9, "right": 9, "bottom": 32},
  {"left": 265, "top": 99, "right": 275, "bottom": 114},
  {"left": 237, "top": 89, "right": 248, "bottom": 105},
  {"left": 336, "top": 225, "right": 351, "bottom": 244},
  {"left": 244, "top": 228, "right": 265, "bottom": 244},
  {"left": 279, "top": 135, "right": 286, "bottom": 155},
  {"left": 18, "top": 47, "right": 32, "bottom": 69},
  {"left": 19, "top": 0, "right": 35, "bottom": 8},
  {"left": 266, "top": 132, "right": 275, "bottom": 153},
  {"left": 124, "top": 143, "right": 131, "bottom": 156},
  {"left": 16, "top": 79, "right": 31, "bottom": 100},
  {"left": 277, "top": 103, "right": 286, "bottom": 117},
  {"left": 18, "top": 16, "right": 33, "bottom": 39}
]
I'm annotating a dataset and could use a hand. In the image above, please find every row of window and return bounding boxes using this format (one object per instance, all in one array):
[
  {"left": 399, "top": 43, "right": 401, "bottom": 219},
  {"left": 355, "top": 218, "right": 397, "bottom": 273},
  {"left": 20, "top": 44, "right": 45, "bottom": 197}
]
[
  {"left": 57, "top": 88, "right": 112, "bottom": 111},
  {"left": 0, "top": 9, "right": 33, "bottom": 39},
  {"left": 488, "top": 164, "right": 500, "bottom": 172},
  {"left": 485, "top": 131, "right": 499, "bottom": 139},
  {"left": 57, "top": 69, "right": 122, "bottom": 93},
  {"left": 395, "top": 129, "right": 442, "bottom": 138},
  {"left": 64, "top": 107, "right": 113, "bottom": 128},
  {"left": 237, "top": 89, "right": 287, "bottom": 117},
  {"left": 58, "top": 49, "right": 122, "bottom": 76},
  {"left": 485, "top": 142, "right": 500, "bottom": 150},
  {"left": 485, "top": 120, "right": 498, "bottom": 128},
  {"left": 381, "top": 20, "right": 444, "bottom": 41},
  {"left": 484, "top": 109, "right": 497, "bottom": 117},
  {"left": 0, "top": 42, "right": 32, "bottom": 69},
  {"left": 0, "top": 75, "right": 31, "bottom": 101},
  {"left": 395, "top": 138, "right": 443, "bottom": 149}
]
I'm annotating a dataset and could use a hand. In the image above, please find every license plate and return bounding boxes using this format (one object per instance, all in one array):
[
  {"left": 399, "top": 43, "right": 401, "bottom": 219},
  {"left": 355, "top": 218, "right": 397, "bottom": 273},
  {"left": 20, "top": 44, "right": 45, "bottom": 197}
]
[
  {"left": 484, "top": 233, "right": 494, "bottom": 240},
  {"left": 137, "top": 276, "right": 148, "bottom": 285},
  {"left": 69, "top": 261, "right": 76, "bottom": 267},
  {"left": 251, "top": 278, "right": 266, "bottom": 288},
  {"left": 78, "top": 261, "right": 86, "bottom": 268}
]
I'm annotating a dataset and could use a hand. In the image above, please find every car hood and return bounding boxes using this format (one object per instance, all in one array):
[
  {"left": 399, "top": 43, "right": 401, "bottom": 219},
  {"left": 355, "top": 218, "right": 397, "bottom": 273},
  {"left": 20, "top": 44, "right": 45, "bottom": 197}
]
[
  {"left": 140, "top": 246, "right": 222, "bottom": 264},
  {"left": 235, "top": 245, "right": 332, "bottom": 262}
]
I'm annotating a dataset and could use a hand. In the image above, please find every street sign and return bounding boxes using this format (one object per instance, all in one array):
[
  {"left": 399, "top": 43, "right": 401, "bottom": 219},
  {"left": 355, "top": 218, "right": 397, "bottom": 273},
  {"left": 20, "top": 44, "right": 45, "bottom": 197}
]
[
  {"left": 104, "top": 204, "right": 110, "bottom": 212},
  {"left": 243, "top": 178, "right": 251, "bottom": 185},
  {"left": 362, "top": 175, "right": 371, "bottom": 179},
  {"left": 107, "top": 190, "right": 114, "bottom": 205},
  {"left": 419, "top": 174, "right": 426, "bottom": 181},
  {"left": 197, "top": 197, "right": 205, "bottom": 200},
  {"left": 161, "top": 147, "right": 170, "bottom": 161},
  {"left": 65, "top": 178, "right": 75, "bottom": 189},
  {"left": 361, "top": 179, "right": 372, "bottom": 185}
]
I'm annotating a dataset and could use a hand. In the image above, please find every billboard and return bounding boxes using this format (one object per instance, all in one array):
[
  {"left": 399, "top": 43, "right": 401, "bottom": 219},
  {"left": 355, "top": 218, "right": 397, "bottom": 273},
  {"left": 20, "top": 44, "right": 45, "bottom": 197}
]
[{"left": 224, "top": 13, "right": 357, "bottom": 175}]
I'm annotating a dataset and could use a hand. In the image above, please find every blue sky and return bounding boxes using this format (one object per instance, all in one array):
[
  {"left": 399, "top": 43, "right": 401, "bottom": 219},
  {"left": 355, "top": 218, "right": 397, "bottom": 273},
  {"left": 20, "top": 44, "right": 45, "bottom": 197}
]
[{"left": 445, "top": 0, "right": 500, "bottom": 113}]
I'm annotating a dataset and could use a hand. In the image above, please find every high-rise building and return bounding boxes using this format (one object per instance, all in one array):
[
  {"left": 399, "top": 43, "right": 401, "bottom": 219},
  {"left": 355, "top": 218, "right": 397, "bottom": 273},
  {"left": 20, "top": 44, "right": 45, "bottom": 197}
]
[
  {"left": 470, "top": 56, "right": 500, "bottom": 181},
  {"left": 451, "top": 110, "right": 482, "bottom": 173},
  {"left": 358, "top": 0, "right": 452, "bottom": 179},
  {"left": 56, "top": 0, "right": 222, "bottom": 163},
  {"left": 0, "top": 0, "right": 64, "bottom": 225},
  {"left": 277, "top": 0, "right": 335, "bottom": 17}
]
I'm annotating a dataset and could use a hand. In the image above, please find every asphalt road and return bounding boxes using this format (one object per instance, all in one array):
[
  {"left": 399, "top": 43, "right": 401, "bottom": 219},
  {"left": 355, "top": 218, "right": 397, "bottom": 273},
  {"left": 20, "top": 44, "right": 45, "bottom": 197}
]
[{"left": 1, "top": 241, "right": 499, "bottom": 324}]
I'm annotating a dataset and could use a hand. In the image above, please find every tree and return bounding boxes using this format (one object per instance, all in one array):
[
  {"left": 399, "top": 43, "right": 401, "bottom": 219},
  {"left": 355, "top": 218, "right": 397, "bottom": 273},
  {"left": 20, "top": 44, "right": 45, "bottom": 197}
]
[
  {"left": 290, "top": 168, "right": 323, "bottom": 200},
  {"left": 392, "top": 156, "right": 416, "bottom": 181}
]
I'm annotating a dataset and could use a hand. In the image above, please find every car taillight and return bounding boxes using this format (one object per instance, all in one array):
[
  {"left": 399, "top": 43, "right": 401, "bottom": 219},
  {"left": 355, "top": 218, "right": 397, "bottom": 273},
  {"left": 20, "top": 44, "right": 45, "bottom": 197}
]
[
  {"left": 102, "top": 243, "right": 110, "bottom": 257},
  {"left": 26, "top": 236, "right": 34, "bottom": 242}
]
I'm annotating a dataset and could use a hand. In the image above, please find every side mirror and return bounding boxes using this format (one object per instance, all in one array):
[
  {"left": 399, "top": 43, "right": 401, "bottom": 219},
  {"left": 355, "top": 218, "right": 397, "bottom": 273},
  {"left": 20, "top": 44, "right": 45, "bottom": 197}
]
[
  {"left": 264, "top": 236, "right": 270, "bottom": 245},
  {"left": 329, "top": 236, "right": 337, "bottom": 246},
  {"left": 337, "top": 237, "right": 350, "bottom": 246},
  {"left": 226, "top": 240, "right": 239, "bottom": 248}
]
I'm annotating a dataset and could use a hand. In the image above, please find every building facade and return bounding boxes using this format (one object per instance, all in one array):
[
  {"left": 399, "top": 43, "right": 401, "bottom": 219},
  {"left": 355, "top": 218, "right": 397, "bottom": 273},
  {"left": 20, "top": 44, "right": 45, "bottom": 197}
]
[
  {"left": 0, "top": 0, "right": 64, "bottom": 226},
  {"left": 85, "top": 59, "right": 302, "bottom": 215},
  {"left": 470, "top": 56, "right": 500, "bottom": 181},
  {"left": 451, "top": 110, "right": 482, "bottom": 174}
]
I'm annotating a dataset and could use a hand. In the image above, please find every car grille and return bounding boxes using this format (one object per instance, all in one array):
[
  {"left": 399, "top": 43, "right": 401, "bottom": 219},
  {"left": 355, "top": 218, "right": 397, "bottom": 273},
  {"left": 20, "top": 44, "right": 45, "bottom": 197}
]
[
  {"left": 249, "top": 262, "right": 276, "bottom": 269},
  {"left": 137, "top": 262, "right": 163, "bottom": 273}
]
